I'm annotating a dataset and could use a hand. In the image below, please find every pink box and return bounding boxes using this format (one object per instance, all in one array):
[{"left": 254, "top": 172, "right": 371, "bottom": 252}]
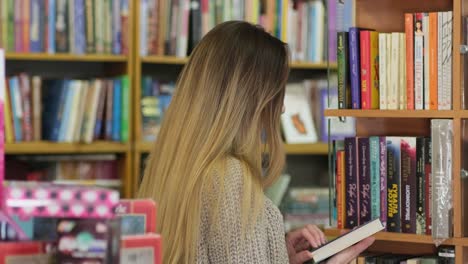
[
  {"left": 115, "top": 199, "right": 157, "bottom": 234},
  {"left": 121, "top": 233, "right": 162, "bottom": 264},
  {"left": 4, "top": 181, "right": 119, "bottom": 220}
]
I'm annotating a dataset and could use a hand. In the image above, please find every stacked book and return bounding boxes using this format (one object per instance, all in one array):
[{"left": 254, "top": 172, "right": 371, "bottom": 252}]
[
  {"left": 139, "top": 0, "right": 328, "bottom": 63},
  {"left": 0, "top": 0, "right": 129, "bottom": 54},
  {"left": 332, "top": 120, "right": 452, "bottom": 238},
  {"left": 4, "top": 74, "right": 130, "bottom": 143},
  {"left": 337, "top": 11, "right": 453, "bottom": 110}
]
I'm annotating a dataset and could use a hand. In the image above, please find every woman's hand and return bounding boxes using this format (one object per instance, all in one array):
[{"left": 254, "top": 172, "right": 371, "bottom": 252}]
[{"left": 285, "top": 225, "right": 326, "bottom": 264}]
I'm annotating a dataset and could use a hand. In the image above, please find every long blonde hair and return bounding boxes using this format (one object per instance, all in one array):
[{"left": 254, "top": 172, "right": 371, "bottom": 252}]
[{"left": 138, "top": 21, "right": 290, "bottom": 263}]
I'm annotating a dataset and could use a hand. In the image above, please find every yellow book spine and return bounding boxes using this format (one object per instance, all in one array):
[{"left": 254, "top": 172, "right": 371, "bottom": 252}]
[
  {"left": 252, "top": 0, "right": 259, "bottom": 24},
  {"left": 4, "top": 84, "right": 14, "bottom": 143},
  {"left": 370, "top": 31, "right": 380, "bottom": 109},
  {"left": 281, "top": 0, "right": 288, "bottom": 42}
]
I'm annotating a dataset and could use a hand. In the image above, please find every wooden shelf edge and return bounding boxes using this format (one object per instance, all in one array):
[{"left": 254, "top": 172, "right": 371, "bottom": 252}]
[
  {"left": 324, "top": 109, "right": 456, "bottom": 118},
  {"left": 325, "top": 228, "right": 458, "bottom": 246},
  {"left": 5, "top": 52, "right": 128, "bottom": 62},
  {"left": 5, "top": 142, "right": 130, "bottom": 154},
  {"left": 140, "top": 56, "right": 336, "bottom": 70}
]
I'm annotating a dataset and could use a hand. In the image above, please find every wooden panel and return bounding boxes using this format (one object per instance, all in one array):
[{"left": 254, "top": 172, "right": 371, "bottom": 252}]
[
  {"left": 367, "top": 240, "right": 436, "bottom": 256},
  {"left": 355, "top": 118, "right": 431, "bottom": 137},
  {"left": 356, "top": 0, "right": 452, "bottom": 32},
  {"left": 5, "top": 53, "right": 127, "bottom": 62},
  {"left": 5, "top": 142, "right": 129, "bottom": 154}
]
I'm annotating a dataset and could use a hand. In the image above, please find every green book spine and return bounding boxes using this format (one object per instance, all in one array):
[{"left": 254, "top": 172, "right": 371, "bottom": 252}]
[
  {"left": 369, "top": 136, "right": 381, "bottom": 221},
  {"left": 1, "top": 0, "right": 7, "bottom": 48},
  {"left": 7, "top": 0, "right": 14, "bottom": 51},
  {"left": 121, "top": 75, "right": 129, "bottom": 142}
]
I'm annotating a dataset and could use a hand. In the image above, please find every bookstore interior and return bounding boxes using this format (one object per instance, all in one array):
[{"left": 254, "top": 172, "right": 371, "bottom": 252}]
[{"left": 0, "top": 0, "right": 467, "bottom": 263}]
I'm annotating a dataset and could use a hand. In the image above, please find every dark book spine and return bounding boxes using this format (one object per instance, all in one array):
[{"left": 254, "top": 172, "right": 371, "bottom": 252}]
[
  {"left": 55, "top": 0, "right": 68, "bottom": 52},
  {"left": 105, "top": 80, "right": 114, "bottom": 140},
  {"left": 337, "top": 32, "right": 350, "bottom": 109},
  {"left": 349, "top": 27, "right": 361, "bottom": 109},
  {"left": 416, "top": 137, "right": 426, "bottom": 234},
  {"left": 94, "top": 80, "right": 106, "bottom": 140},
  {"left": 424, "top": 137, "right": 432, "bottom": 235},
  {"left": 386, "top": 137, "right": 401, "bottom": 232},
  {"left": 379, "top": 137, "right": 387, "bottom": 229},
  {"left": 358, "top": 137, "right": 371, "bottom": 224},
  {"left": 345, "top": 137, "right": 359, "bottom": 228},
  {"left": 401, "top": 137, "right": 417, "bottom": 233}
]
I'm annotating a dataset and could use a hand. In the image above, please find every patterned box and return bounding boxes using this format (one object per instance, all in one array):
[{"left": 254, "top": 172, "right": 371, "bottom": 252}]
[
  {"left": 115, "top": 199, "right": 157, "bottom": 235},
  {"left": 4, "top": 181, "right": 119, "bottom": 220},
  {"left": 121, "top": 234, "right": 162, "bottom": 264}
]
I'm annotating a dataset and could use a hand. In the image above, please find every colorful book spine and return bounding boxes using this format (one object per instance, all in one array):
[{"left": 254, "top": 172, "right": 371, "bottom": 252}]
[
  {"left": 387, "top": 137, "right": 401, "bottom": 232},
  {"left": 429, "top": 12, "right": 438, "bottom": 110},
  {"left": 336, "top": 149, "right": 345, "bottom": 229},
  {"left": 4, "top": 83, "right": 14, "bottom": 143},
  {"left": 94, "top": 80, "right": 107, "bottom": 140},
  {"left": 0, "top": 0, "right": 7, "bottom": 49},
  {"left": 405, "top": 14, "right": 414, "bottom": 110},
  {"left": 30, "top": 0, "right": 41, "bottom": 52},
  {"left": 425, "top": 137, "right": 432, "bottom": 235},
  {"left": 68, "top": 0, "right": 75, "bottom": 53},
  {"left": 112, "top": 78, "right": 122, "bottom": 142},
  {"left": 50, "top": 80, "right": 67, "bottom": 141},
  {"left": 370, "top": 31, "right": 379, "bottom": 109},
  {"left": 121, "top": 75, "right": 129, "bottom": 142},
  {"left": 414, "top": 13, "right": 424, "bottom": 110},
  {"left": 94, "top": 0, "right": 104, "bottom": 53},
  {"left": 416, "top": 137, "right": 426, "bottom": 234},
  {"left": 112, "top": 0, "right": 122, "bottom": 54},
  {"left": 379, "top": 33, "right": 387, "bottom": 110},
  {"left": 9, "top": 77, "right": 22, "bottom": 142},
  {"left": 139, "top": 0, "right": 148, "bottom": 55},
  {"left": 48, "top": 0, "right": 56, "bottom": 53},
  {"left": 120, "top": 0, "right": 129, "bottom": 55},
  {"left": 58, "top": 82, "right": 74, "bottom": 142},
  {"left": 401, "top": 137, "right": 416, "bottom": 233},
  {"left": 19, "top": 74, "right": 32, "bottom": 141},
  {"left": 22, "top": 0, "right": 30, "bottom": 52},
  {"left": 369, "top": 136, "right": 380, "bottom": 221},
  {"left": 85, "top": 0, "right": 95, "bottom": 53},
  {"left": 7, "top": 0, "right": 15, "bottom": 51},
  {"left": 360, "top": 31, "right": 371, "bottom": 109},
  {"left": 337, "top": 32, "right": 350, "bottom": 109},
  {"left": 349, "top": 27, "right": 361, "bottom": 109},
  {"left": 345, "top": 137, "right": 359, "bottom": 228},
  {"left": 14, "top": 0, "right": 22, "bottom": 52},
  {"left": 423, "top": 13, "right": 430, "bottom": 110},
  {"left": 75, "top": 0, "right": 86, "bottom": 54},
  {"left": 327, "top": 0, "right": 337, "bottom": 62},
  {"left": 388, "top": 33, "right": 399, "bottom": 109},
  {"left": 358, "top": 137, "right": 371, "bottom": 224},
  {"left": 105, "top": 80, "right": 113, "bottom": 140},
  {"left": 55, "top": 0, "right": 68, "bottom": 52},
  {"left": 379, "top": 136, "right": 387, "bottom": 228},
  {"left": 398, "top": 33, "right": 407, "bottom": 110},
  {"left": 437, "top": 12, "right": 443, "bottom": 110}
]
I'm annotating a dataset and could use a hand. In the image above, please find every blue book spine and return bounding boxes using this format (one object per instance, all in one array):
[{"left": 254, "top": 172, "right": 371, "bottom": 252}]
[
  {"left": 276, "top": 0, "right": 281, "bottom": 38},
  {"left": 369, "top": 136, "right": 381, "bottom": 221},
  {"left": 48, "top": 0, "right": 56, "bottom": 53},
  {"left": 75, "top": 0, "right": 86, "bottom": 54},
  {"left": 30, "top": 0, "right": 41, "bottom": 52},
  {"left": 112, "top": 0, "right": 121, "bottom": 54},
  {"left": 349, "top": 27, "right": 361, "bottom": 109},
  {"left": 49, "top": 81, "right": 66, "bottom": 141},
  {"left": 112, "top": 79, "right": 122, "bottom": 141},
  {"left": 343, "top": 0, "right": 354, "bottom": 31},
  {"left": 308, "top": 3, "right": 314, "bottom": 62},
  {"left": 9, "top": 78, "right": 22, "bottom": 142},
  {"left": 57, "top": 81, "right": 73, "bottom": 142}
]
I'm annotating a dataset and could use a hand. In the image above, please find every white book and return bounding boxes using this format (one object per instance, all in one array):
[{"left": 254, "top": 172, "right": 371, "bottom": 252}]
[
  {"left": 310, "top": 218, "right": 385, "bottom": 263},
  {"left": 388, "top": 33, "right": 400, "bottom": 109},
  {"left": 299, "top": 4, "right": 308, "bottom": 61},
  {"left": 312, "top": 0, "right": 325, "bottom": 62},
  {"left": 176, "top": 0, "right": 190, "bottom": 57},
  {"left": 65, "top": 81, "right": 82, "bottom": 142},
  {"left": 423, "top": 13, "right": 430, "bottom": 110},
  {"left": 288, "top": 6, "right": 298, "bottom": 61},
  {"left": 438, "top": 12, "right": 443, "bottom": 109},
  {"left": 414, "top": 17, "right": 424, "bottom": 110},
  {"left": 379, "top": 33, "right": 387, "bottom": 110},
  {"left": 83, "top": 80, "right": 102, "bottom": 143},
  {"left": 442, "top": 11, "right": 453, "bottom": 110},
  {"left": 399, "top": 33, "right": 407, "bottom": 110},
  {"left": 386, "top": 34, "right": 392, "bottom": 108},
  {"left": 139, "top": 0, "right": 148, "bottom": 56},
  {"left": 73, "top": 81, "right": 89, "bottom": 142}
]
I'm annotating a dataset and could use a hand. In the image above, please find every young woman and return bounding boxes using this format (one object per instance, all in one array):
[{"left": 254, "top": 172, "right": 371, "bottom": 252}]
[{"left": 138, "top": 21, "right": 374, "bottom": 264}]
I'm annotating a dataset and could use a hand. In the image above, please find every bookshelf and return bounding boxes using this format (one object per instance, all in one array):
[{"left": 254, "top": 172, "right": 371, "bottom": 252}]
[
  {"left": 1, "top": 0, "right": 136, "bottom": 199},
  {"left": 325, "top": 0, "right": 468, "bottom": 262}
]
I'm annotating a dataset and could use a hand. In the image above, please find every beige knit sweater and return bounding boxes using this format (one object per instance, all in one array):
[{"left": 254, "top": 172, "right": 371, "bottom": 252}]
[{"left": 196, "top": 158, "right": 289, "bottom": 263}]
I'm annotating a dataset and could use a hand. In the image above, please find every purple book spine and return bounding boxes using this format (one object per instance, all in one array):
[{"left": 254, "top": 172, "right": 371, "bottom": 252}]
[
  {"left": 358, "top": 137, "right": 371, "bottom": 224},
  {"left": 379, "top": 136, "right": 387, "bottom": 229},
  {"left": 349, "top": 27, "right": 361, "bottom": 109},
  {"left": 401, "top": 137, "right": 417, "bottom": 233},
  {"left": 328, "top": 0, "right": 337, "bottom": 62},
  {"left": 345, "top": 137, "right": 359, "bottom": 228}
]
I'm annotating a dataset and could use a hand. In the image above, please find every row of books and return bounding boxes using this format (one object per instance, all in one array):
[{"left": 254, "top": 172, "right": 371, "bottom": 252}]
[
  {"left": 139, "top": 0, "right": 328, "bottom": 63},
  {"left": 140, "top": 76, "right": 175, "bottom": 141},
  {"left": 0, "top": 0, "right": 130, "bottom": 54},
  {"left": 332, "top": 120, "right": 452, "bottom": 239},
  {"left": 337, "top": 11, "right": 453, "bottom": 110},
  {"left": 4, "top": 74, "right": 130, "bottom": 143},
  {"left": 349, "top": 248, "right": 454, "bottom": 264}
]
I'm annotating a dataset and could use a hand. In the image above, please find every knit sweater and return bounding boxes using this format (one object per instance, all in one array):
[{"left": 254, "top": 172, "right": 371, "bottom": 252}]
[{"left": 196, "top": 158, "right": 289, "bottom": 263}]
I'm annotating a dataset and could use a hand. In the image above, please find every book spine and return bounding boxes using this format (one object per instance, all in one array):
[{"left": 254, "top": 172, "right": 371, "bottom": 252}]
[
  {"left": 423, "top": 13, "right": 430, "bottom": 110},
  {"left": 336, "top": 149, "right": 345, "bottom": 229},
  {"left": 7, "top": 0, "right": 15, "bottom": 51},
  {"left": 414, "top": 13, "right": 424, "bottom": 110},
  {"left": 431, "top": 119, "right": 453, "bottom": 239},
  {"left": 49, "top": 81, "right": 64, "bottom": 141},
  {"left": 121, "top": 0, "right": 129, "bottom": 55},
  {"left": 104, "top": 0, "right": 112, "bottom": 54},
  {"left": 388, "top": 33, "right": 399, "bottom": 109},
  {"left": 94, "top": 80, "right": 107, "bottom": 140},
  {"left": 424, "top": 137, "right": 432, "bottom": 235},
  {"left": 121, "top": 75, "right": 129, "bottom": 142},
  {"left": 379, "top": 33, "right": 387, "bottom": 110},
  {"left": 358, "top": 137, "right": 371, "bottom": 224},
  {"left": 387, "top": 137, "right": 401, "bottom": 232},
  {"left": 437, "top": 12, "right": 443, "bottom": 110},
  {"left": 345, "top": 137, "right": 359, "bottom": 228},
  {"left": 85, "top": 0, "right": 94, "bottom": 53},
  {"left": 442, "top": 12, "right": 453, "bottom": 110},
  {"left": 22, "top": 0, "right": 30, "bottom": 52},
  {"left": 68, "top": 0, "right": 75, "bottom": 53},
  {"left": 94, "top": 0, "right": 103, "bottom": 53},
  {"left": 75, "top": 0, "right": 86, "bottom": 54},
  {"left": 47, "top": 0, "right": 55, "bottom": 53},
  {"left": 19, "top": 74, "right": 32, "bottom": 141},
  {"left": 112, "top": 0, "right": 121, "bottom": 54},
  {"left": 112, "top": 78, "right": 121, "bottom": 141},
  {"left": 328, "top": 0, "right": 336, "bottom": 62},
  {"left": 14, "top": 0, "right": 22, "bottom": 52},
  {"left": 0, "top": 0, "right": 7, "bottom": 49},
  {"left": 370, "top": 31, "right": 379, "bottom": 109},
  {"left": 139, "top": 0, "right": 148, "bottom": 55},
  {"left": 31, "top": 76, "right": 41, "bottom": 141},
  {"left": 4, "top": 83, "right": 14, "bottom": 143},
  {"left": 405, "top": 13, "right": 414, "bottom": 110},
  {"left": 369, "top": 136, "right": 380, "bottom": 221},
  {"left": 30, "top": 0, "right": 41, "bottom": 52},
  {"left": 9, "top": 78, "right": 22, "bottom": 142},
  {"left": 379, "top": 136, "right": 387, "bottom": 228},
  {"left": 429, "top": 12, "right": 438, "bottom": 110},
  {"left": 416, "top": 137, "right": 426, "bottom": 234},
  {"left": 360, "top": 31, "right": 371, "bottom": 109},
  {"left": 349, "top": 28, "right": 360, "bottom": 109},
  {"left": 337, "top": 32, "right": 349, "bottom": 109},
  {"left": 398, "top": 33, "right": 407, "bottom": 110},
  {"left": 58, "top": 82, "right": 74, "bottom": 142},
  {"left": 55, "top": 0, "right": 68, "bottom": 53},
  {"left": 401, "top": 137, "right": 416, "bottom": 234},
  {"left": 105, "top": 80, "right": 113, "bottom": 140}
]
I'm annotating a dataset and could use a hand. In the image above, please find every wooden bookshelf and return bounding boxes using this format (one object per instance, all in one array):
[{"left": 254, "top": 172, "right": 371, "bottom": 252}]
[
  {"left": 325, "top": 109, "right": 456, "bottom": 118},
  {"left": 5, "top": 53, "right": 128, "bottom": 62},
  {"left": 5, "top": 142, "right": 130, "bottom": 154}
]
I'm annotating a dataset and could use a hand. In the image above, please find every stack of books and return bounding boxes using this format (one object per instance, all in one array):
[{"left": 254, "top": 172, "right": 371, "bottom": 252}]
[
  {"left": 0, "top": 0, "right": 129, "bottom": 54},
  {"left": 337, "top": 11, "right": 453, "bottom": 110},
  {"left": 4, "top": 74, "right": 130, "bottom": 143}
]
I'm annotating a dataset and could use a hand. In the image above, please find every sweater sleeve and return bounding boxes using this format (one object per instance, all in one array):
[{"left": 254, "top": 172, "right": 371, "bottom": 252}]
[{"left": 197, "top": 158, "right": 271, "bottom": 264}]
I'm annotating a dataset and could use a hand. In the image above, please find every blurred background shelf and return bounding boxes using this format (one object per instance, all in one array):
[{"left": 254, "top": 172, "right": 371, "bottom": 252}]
[
  {"left": 5, "top": 142, "right": 130, "bottom": 154},
  {"left": 5, "top": 52, "right": 128, "bottom": 62}
]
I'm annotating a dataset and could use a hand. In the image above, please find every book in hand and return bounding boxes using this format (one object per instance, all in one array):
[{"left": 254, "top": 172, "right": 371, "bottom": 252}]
[{"left": 310, "top": 218, "right": 384, "bottom": 263}]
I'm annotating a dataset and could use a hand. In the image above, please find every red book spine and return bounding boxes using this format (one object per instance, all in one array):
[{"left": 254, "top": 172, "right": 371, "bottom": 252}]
[
  {"left": 360, "top": 31, "right": 371, "bottom": 109},
  {"left": 23, "top": 0, "right": 30, "bottom": 52},
  {"left": 336, "top": 150, "right": 344, "bottom": 229},
  {"left": 405, "top": 13, "right": 414, "bottom": 110}
]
